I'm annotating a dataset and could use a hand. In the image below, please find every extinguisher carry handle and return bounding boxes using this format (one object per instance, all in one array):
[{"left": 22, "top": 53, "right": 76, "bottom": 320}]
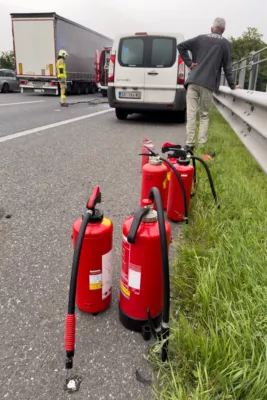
[
  {"left": 167, "top": 148, "right": 187, "bottom": 159},
  {"left": 127, "top": 208, "right": 150, "bottom": 244},
  {"left": 87, "top": 186, "right": 101, "bottom": 210},
  {"left": 161, "top": 142, "right": 182, "bottom": 153}
]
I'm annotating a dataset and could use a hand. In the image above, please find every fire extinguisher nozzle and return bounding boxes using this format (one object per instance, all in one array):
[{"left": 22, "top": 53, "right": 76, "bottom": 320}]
[{"left": 65, "top": 353, "right": 73, "bottom": 370}]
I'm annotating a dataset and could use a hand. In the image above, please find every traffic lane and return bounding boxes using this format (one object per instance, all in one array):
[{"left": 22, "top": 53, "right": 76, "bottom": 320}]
[
  {"left": 0, "top": 112, "right": 186, "bottom": 400},
  {"left": 0, "top": 92, "right": 109, "bottom": 137}
]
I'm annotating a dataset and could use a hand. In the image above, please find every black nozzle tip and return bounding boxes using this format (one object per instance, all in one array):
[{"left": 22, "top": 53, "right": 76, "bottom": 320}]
[
  {"left": 65, "top": 355, "right": 73, "bottom": 370},
  {"left": 141, "top": 325, "right": 151, "bottom": 341},
  {"left": 161, "top": 348, "right": 168, "bottom": 362}
]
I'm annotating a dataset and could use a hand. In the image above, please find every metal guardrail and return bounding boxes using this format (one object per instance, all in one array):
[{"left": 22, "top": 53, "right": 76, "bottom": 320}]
[
  {"left": 220, "top": 46, "right": 267, "bottom": 91},
  {"left": 213, "top": 87, "right": 267, "bottom": 174}
]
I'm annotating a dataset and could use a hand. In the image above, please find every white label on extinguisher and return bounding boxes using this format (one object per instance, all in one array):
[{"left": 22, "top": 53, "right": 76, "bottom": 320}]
[
  {"left": 128, "top": 264, "right": 141, "bottom": 291},
  {"left": 102, "top": 249, "right": 112, "bottom": 300},
  {"left": 89, "top": 272, "right": 102, "bottom": 290}
]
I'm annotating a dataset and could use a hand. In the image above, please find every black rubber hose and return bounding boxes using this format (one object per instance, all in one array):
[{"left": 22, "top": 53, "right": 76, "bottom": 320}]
[
  {"left": 68, "top": 210, "right": 92, "bottom": 315},
  {"left": 186, "top": 149, "right": 197, "bottom": 187},
  {"left": 191, "top": 156, "right": 220, "bottom": 208},
  {"left": 149, "top": 187, "right": 170, "bottom": 362},
  {"left": 160, "top": 157, "right": 189, "bottom": 224}
]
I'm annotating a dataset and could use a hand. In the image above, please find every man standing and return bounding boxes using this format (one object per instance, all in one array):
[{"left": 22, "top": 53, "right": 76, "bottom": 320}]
[
  {"left": 56, "top": 49, "right": 69, "bottom": 107},
  {"left": 177, "top": 18, "right": 241, "bottom": 152}
]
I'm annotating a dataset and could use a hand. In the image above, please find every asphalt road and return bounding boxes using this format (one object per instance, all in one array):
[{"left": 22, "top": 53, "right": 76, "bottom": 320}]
[{"left": 0, "top": 91, "right": 186, "bottom": 400}]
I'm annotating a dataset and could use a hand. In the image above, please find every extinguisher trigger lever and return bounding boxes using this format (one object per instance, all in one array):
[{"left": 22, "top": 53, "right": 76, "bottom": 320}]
[
  {"left": 161, "top": 143, "right": 182, "bottom": 154},
  {"left": 87, "top": 186, "right": 101, "bottom": 211}
]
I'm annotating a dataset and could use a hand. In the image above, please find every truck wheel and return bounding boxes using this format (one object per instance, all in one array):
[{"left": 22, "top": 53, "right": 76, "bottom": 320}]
[
  {"left": 76, "top": 84, "right": 82, "bottom": 95},
  {"left": 1, "top": 83, "right": 10, "bottom": 93},
  {"left": 101, "top": 90, "right": 107, "bottom": 97},
  {"left": 91, "top": 84, "right": 96, "bottom": 94},
  {"left": 116, "top": 109, "right": 128, "bottom": 120},
  {"left": 84, "top": 84, "right": 89, "bottom": 94},
  {"left": 88, "top": 83, "right": 93, "bottom": 94}
]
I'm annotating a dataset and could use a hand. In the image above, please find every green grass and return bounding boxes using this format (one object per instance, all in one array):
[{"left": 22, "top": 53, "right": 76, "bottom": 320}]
[{"left": 151, "top": 108, "right": 267, "bottom": 399}]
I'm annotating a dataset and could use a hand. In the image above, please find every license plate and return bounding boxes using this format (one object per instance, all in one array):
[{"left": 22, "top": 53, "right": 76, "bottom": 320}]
[
  {"left": 119, "top": 91, "right": 141, "bottom": 99},
  {"left": 34, "top": 89, "right": 44, "bottom": 93}
]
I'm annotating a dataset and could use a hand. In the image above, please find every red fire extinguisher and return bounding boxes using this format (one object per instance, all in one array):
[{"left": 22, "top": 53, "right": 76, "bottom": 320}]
[
  {"left": 160, "top": 145, "right": 220, "bottom": 222},
  {"left": 167, "top": 156, "right": 195, "bottom": 222},
  {"left": 65, "top": 186, "right": 113, "bottom": 372},
  {"left": 140, "top": 155, "right": 168, "bottom": 209},
  {"left": 140, "top": 138, "right": 155, "bottom": 172},
  {"left": 140, "top": 145, "right": 189, "bottom": 223},
  {"left": 119, "top": 186, "right": 172, "bottom": 361},
  {"left": 161, "top": 142, "right": 199, "bottom": 209}
]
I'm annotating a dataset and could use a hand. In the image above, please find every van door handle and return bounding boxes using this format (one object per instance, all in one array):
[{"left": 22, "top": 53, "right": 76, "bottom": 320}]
[{"left": 148, "top": 71, "right": 158, "bottom": 76}]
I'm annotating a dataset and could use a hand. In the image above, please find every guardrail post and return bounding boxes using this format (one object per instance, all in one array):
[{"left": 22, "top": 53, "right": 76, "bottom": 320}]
[
  {"left": 248, "top": 52, "right": 260, "bottom": 90},
  {"left": 238, "top": 60, "right": 247, "bottom": 88},
  {"left": 233, "top": 68, "right": 237, "bottom": 86}
]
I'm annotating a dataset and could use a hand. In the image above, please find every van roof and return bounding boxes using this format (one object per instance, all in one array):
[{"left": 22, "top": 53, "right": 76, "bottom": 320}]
[
  {"left": 115, "top": 32, "right": 184, "bottom": 37},
  {"left": 113, "top": 32, "right": 185, "bottom": 44}
]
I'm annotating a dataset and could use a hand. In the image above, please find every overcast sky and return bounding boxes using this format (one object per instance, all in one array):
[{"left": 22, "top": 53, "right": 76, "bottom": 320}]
[{"left": 0, "top": 0, "right": 266, "bottom": 52}]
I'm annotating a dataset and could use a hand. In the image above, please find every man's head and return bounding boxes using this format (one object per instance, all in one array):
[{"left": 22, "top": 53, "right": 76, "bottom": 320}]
[{"left": 211, "top": 18, "right": 226, "bottom": 34}]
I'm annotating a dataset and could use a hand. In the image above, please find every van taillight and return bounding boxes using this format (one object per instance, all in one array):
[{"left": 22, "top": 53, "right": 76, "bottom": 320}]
[
  {"left": 50, "top": 81, "right": 57, "bottom": 87},
  {"left": 108, "top": 54, "right": 116, "bottom": 83},
  {"left": 177, "top": 56, "right": 185, "bottom": 84},
  {"left": 20, "top": 80, "right": 28, "bottom": 85}
]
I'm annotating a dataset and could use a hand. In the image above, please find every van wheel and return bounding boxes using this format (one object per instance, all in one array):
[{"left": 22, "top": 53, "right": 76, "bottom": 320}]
[{"left": 116, "top": 109, "right": 128, "bottom": 120}]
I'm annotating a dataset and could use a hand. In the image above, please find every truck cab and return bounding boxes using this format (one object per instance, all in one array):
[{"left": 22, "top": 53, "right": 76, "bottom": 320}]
[{"left": 98, "top": 47, "right": 111, "bottom": 97}]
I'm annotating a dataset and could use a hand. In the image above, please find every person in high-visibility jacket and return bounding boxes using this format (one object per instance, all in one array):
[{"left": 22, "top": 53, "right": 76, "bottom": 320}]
[{"left": 56, "top": 49, "right": 68, "bottom": 107}]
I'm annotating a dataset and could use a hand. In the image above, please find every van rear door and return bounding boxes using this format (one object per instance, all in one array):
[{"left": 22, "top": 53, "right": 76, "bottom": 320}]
[
  {"left": 114, "top": 36, "right": 146, "bottom": 103},
  {"left": 144, "top": 36, "right": 177, "bottom": 104}
]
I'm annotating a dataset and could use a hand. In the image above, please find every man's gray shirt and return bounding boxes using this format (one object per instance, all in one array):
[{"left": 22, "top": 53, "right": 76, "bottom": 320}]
[{"left": 177, "top": 31, "right": 235, "bottom": 92}]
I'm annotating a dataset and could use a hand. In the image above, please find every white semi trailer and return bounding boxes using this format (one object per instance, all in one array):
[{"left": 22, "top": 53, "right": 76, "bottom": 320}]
[{"left": 10, "top": 12, "right": 113, "bottom": 95}]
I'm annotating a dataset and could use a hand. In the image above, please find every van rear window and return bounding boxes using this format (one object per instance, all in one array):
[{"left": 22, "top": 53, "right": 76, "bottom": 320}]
[
  {"left": 119, "top": 38, "right": 144, "bottom": 67},
  {"left": 118, "top": 36, "right": 176, "bottom": 68},
  {"left": 151, "top": 38, "right": 176, "bottom": 68}
]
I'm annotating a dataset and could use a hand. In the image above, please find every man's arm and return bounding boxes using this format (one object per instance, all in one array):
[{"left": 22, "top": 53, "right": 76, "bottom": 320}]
[
  {"left": 222, "top": 41, "right": 235, "bottom": 89},
  {"left": 177, "top": 36, "right": 198, "bottom": 68}
]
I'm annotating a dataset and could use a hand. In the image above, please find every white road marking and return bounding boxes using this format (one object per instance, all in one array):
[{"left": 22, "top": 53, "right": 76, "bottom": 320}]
[
  {"left": 0, "top": 100, "right": 45, "bottom": 107},
  {"left": 0, "top": 108, "right": 113, "bottom": 143}
]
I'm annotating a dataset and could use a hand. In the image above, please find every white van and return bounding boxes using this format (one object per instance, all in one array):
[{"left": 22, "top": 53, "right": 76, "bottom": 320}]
[{"left": 107, "top": 32, "right": 188, "bottom": 121}]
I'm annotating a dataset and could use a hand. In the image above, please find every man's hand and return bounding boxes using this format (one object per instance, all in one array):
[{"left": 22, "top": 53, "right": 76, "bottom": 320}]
[
  {"left": 190, "top": 63, "right": 198, "bottom": 71},
  {"left": 235, "top": 84, "right": 242, "bottom": 89}
]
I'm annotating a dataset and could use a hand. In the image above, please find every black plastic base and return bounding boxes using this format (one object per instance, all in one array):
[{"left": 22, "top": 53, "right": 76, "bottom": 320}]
[{"left": 119, "top": 306, "right": 162, "bottom": 334}]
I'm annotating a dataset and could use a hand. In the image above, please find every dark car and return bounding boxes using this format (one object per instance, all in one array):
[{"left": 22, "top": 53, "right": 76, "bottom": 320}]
[{"left": 0, "top": 69, "right": 20, "bottom": 93}]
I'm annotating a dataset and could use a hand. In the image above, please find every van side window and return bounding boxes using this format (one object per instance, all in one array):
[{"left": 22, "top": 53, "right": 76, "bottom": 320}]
[
  {"left": 151, "top": 38, "right": 176, "bottom": 68},
  {"left": 119, "top": 38, "right": 144, "bottom": 67}
]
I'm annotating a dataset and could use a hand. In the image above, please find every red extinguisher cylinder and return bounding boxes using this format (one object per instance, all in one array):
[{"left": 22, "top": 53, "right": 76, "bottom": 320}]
[
  {"left": 119, "top": 202, "right": 171, "bottom": 332},
  {"left": 141, "top": 138, "right": 155, "bottom": 172},
  {"left": 163, "top": 157, "right": 177, "bottom": 210},
  {"left": 140, "top": 158, "right": 167, "bottom": 209},
  {"left": 72, "top": 216, "right": 113, "bottom": 314},
  {"left": 167, "top": 162, "right": 194, "bottom": 222}
]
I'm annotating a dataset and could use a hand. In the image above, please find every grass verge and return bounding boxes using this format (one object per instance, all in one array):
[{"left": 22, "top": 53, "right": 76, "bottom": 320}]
[{"left": 151, "top": 107, "right": 267, "bottom": 399}]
